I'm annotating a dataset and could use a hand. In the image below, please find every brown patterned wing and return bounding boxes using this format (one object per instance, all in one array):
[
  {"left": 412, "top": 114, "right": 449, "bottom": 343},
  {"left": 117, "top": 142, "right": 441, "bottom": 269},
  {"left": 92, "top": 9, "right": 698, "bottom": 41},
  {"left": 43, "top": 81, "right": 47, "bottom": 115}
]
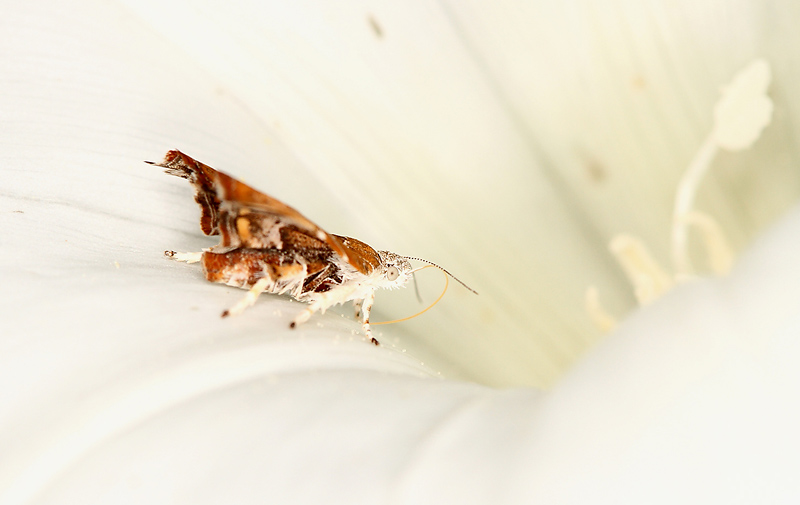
[
  {"left": 148, "top": 150, "right": 222, "bottom": 235},
  {"left": 333, "top": 235, "right": 382, "bottom": 275},
  {"left": 149, "top": 150, "right": 379, "bottom": 274}
]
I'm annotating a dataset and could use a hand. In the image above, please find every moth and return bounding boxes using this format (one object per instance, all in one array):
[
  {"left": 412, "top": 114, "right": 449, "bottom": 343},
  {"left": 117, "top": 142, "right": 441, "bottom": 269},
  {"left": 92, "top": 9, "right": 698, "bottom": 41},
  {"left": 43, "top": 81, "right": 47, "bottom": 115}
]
[{"left": 148, "top": 150, "right": 475, "bottom": 345}]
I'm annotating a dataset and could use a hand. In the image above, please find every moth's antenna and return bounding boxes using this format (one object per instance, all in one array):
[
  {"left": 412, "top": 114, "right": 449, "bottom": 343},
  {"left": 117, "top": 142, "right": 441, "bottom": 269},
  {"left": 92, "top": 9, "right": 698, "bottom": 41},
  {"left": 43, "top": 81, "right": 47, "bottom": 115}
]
[
  {"left": 373, "top": 266, "right": 447, "bottom": 325},
  {"left": 411, "top": 271, "right": 423, "bottom": 303},
  {"left": 404, "top": 256, "right": 478, "bottom": 295}
]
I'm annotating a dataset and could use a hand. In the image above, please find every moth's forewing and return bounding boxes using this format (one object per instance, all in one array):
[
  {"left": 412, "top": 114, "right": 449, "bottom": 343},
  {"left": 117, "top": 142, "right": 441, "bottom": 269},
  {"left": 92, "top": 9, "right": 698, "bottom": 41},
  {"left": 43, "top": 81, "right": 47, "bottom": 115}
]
[
  {"left": 154, "top": 150, "right": 377, "bottom": 272},
  {"left": 333, "top": 235, "right": 383, "bottom": 275},
  {"left": 155, "top": 150, "right": 222, "bottom": 236}
]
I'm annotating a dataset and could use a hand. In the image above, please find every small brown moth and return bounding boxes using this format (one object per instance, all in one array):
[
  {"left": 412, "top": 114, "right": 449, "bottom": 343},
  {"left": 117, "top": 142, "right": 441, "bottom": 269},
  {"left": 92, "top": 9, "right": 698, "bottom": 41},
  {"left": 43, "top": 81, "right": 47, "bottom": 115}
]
[{"left": 148, "top": 150, "right": 475, "bottom": 345}]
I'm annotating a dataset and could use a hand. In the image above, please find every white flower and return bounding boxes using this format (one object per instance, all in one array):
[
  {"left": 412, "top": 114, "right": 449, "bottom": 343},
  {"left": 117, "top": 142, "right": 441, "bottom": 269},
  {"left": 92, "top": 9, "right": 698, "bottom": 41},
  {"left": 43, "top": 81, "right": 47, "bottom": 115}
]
[{"left": 2, "top": 1, "right": 799, "bottom": 503}]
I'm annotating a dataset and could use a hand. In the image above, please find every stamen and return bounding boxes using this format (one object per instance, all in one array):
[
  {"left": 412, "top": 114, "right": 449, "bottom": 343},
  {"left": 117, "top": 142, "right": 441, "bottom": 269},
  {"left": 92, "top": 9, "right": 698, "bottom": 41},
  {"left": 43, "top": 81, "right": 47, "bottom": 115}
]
[
  {"left": 585, "top": 286, "right": 618, "bottom": 333},
  {"left": 671, "top": 136, "right": 717, "bottom": 277},
  {"left": 589, "top": 60, "right": 773, "bottom": 331},
  {"left": 609, "top": 235, "right": 672, "bottom": 305},
  {"left": 711, "top": 59, "right": 772, "bottom": 151},
  {"left": 683, "top": 211, "right": 734, "bottom": 275},
  {"left": 672, "top": 59, "right": 772, "bottom": 276}
]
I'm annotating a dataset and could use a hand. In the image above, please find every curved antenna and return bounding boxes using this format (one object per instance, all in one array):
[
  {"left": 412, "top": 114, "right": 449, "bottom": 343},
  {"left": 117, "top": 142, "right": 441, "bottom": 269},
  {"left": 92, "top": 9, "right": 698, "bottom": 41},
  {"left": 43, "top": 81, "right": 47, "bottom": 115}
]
[
  {"left": 403, "top": 256, "right": 478, "bottom": 295},
  {"left": 411, "top": 271, "right": 423, "bottom": 303},
  {"left": 373, "top": 266, "right": 447, "bottom": 325}
]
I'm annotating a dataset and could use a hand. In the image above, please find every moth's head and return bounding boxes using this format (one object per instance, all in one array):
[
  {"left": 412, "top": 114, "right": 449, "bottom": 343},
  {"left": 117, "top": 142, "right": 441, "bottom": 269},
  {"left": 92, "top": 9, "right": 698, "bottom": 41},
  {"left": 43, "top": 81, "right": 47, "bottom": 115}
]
[{"left": 376, "top": 251, "right": 413, "bottom": 289}]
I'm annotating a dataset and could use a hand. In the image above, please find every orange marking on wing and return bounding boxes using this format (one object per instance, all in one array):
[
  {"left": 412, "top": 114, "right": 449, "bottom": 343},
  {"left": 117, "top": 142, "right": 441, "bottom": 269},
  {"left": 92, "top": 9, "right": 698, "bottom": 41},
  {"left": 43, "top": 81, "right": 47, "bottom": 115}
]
[
  {"left": 267, "top": 262, "right": 304, "bottom": 281},
  {"left": 235, "top": 216, "right": 252, "bottom": 242}
]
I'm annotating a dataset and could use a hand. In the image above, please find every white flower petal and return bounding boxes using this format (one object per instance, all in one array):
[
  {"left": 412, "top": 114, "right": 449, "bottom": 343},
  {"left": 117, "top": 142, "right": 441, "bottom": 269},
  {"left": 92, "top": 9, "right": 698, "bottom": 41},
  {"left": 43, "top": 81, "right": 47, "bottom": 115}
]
[{"left": 4, "top": 0, "right": 800, "bottom": 503}]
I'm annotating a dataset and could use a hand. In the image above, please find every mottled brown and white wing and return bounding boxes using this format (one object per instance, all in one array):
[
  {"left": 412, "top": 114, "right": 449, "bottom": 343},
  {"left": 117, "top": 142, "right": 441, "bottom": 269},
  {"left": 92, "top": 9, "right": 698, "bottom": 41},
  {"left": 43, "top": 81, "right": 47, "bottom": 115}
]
[{"left": 149, "top": 150, "right": 382, "bottom": 274}]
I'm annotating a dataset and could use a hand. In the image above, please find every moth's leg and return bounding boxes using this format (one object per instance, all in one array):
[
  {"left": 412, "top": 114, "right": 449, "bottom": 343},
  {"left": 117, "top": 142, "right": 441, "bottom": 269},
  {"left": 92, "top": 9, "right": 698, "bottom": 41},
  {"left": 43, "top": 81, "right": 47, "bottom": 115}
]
[
  {"left": 165, "top": 250, "right": 203, "bottom": 264},
  {"left": 291, "top": 285, "right": 361, "bottom": 334},
  {"left": 353, "top": 298, "right": 364, "bottom": 319},
  {"left": 221, "top": 277, "right": 271, "bottom": 318},
  {"left": 360, "top": 290, "right": 378, "bottom": 346},
  {"left": 290, "top": 301, "right": 323, "bottom": 330}
]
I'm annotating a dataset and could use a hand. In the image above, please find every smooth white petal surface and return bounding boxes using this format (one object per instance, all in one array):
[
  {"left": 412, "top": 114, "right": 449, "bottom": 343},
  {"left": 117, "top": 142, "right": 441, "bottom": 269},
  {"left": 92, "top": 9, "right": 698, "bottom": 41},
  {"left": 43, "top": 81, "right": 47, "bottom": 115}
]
[{"left": 2, "top": 0, "right": 800, "bottom": 503}]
